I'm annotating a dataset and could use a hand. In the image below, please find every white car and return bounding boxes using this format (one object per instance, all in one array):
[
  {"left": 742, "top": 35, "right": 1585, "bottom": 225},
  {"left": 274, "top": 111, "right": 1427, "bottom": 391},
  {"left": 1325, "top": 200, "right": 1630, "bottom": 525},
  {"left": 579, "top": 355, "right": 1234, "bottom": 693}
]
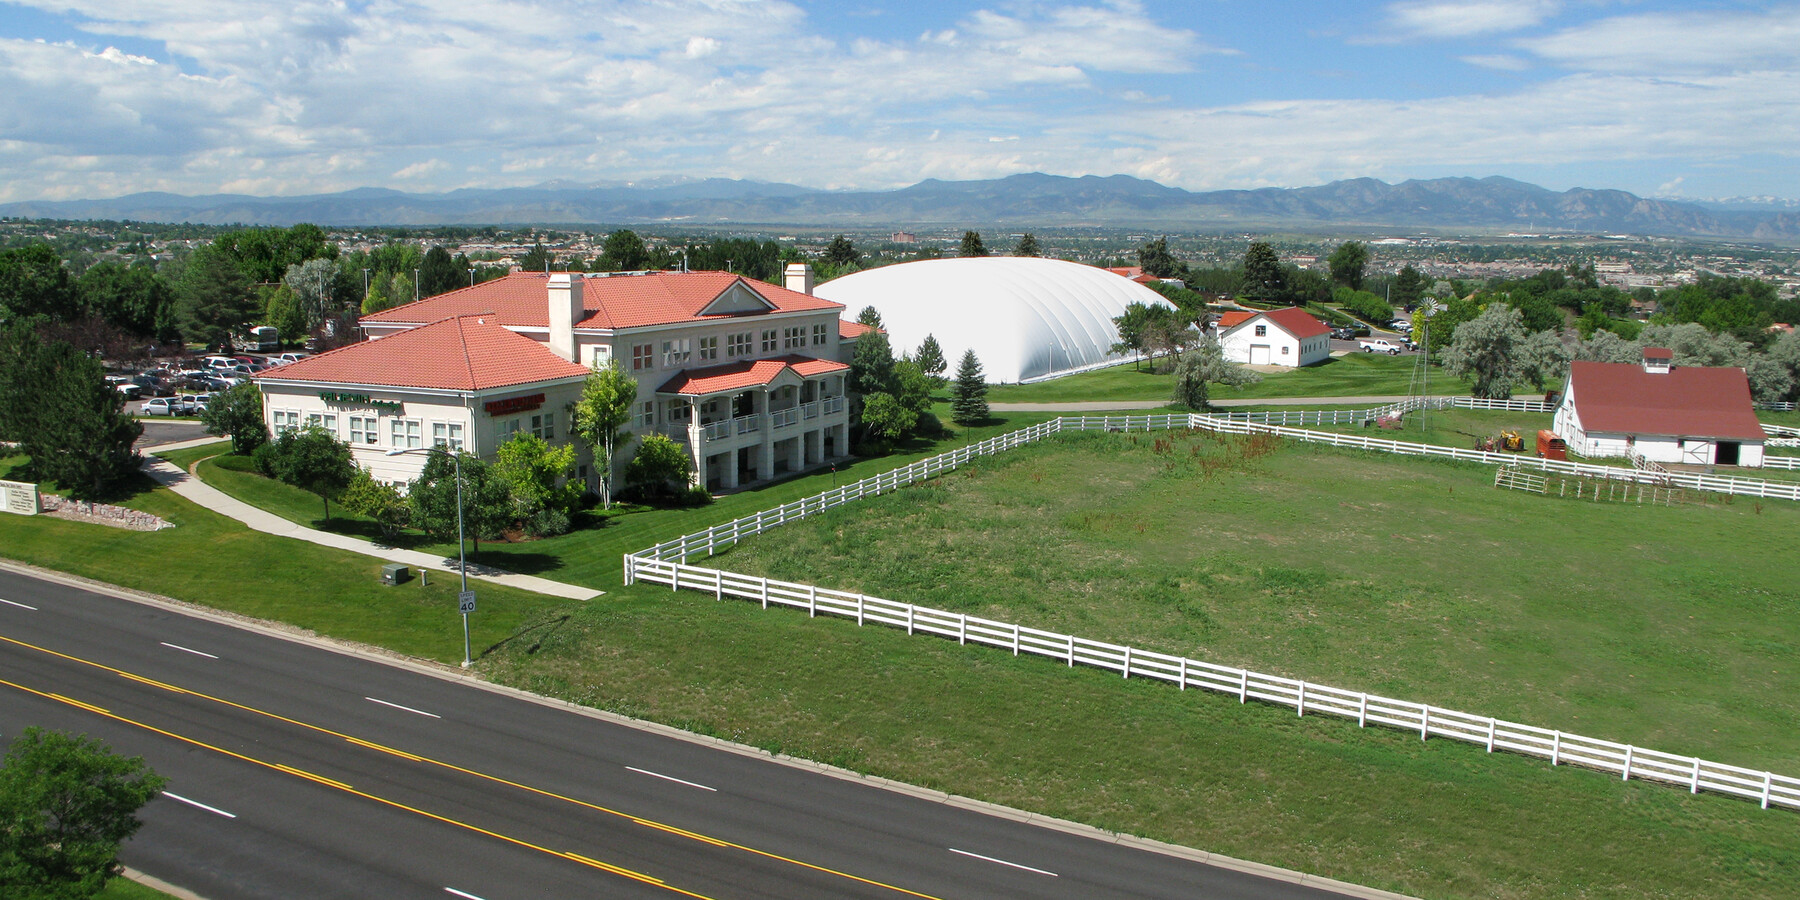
[
  {"left": 143, "top": 397, "right": 185, "bottom": 416},
  {"left": 1360, "top": 338, "right": 1403, "bottom": 355}
]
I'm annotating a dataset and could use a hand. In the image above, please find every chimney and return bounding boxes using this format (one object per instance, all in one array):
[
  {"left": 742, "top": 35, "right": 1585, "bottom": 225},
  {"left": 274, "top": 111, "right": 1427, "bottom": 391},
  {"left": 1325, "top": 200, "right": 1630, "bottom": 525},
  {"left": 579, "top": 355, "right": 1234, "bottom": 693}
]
[
  {"left": 784, "top": 263, "right": 815, "bottom": 296},
  {"left": 547, "top": 273, "right": 583, "bottom": 362},
  {"left": 1642, "top": 346, "right": 1672, "bottom": 374}
]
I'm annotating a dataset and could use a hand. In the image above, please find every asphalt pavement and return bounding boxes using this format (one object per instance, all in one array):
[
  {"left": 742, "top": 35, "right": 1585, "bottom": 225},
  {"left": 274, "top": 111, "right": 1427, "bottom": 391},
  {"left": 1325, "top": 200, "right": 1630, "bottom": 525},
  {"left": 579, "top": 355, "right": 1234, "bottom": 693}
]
[{"left": 0, "top": 564, "right": 1408, "bottom": 900}]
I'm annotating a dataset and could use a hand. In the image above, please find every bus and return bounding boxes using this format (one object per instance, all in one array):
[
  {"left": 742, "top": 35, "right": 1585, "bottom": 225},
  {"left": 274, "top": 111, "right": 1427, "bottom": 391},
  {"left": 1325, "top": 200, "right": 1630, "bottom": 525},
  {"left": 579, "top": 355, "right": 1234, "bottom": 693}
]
[{"left": 235, "top": 326, "right": 280, "bottom": 352}]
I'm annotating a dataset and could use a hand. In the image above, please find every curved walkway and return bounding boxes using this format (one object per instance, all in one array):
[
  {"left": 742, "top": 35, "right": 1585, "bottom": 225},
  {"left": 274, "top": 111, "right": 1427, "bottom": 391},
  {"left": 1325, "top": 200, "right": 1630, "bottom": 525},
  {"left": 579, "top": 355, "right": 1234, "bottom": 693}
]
[{"left": 141, "top": 439, "right": 601, "bottom": 601}]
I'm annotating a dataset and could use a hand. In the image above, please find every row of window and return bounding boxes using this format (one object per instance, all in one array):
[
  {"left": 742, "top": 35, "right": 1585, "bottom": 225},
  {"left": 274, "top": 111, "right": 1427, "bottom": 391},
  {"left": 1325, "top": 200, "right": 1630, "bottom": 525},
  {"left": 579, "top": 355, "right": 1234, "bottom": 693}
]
[
  {"left": 273, "top": 410, "right": 468, "bottom": 452},
  {"left": 628, "top": 322, "right": 832, "bottom": 372}
]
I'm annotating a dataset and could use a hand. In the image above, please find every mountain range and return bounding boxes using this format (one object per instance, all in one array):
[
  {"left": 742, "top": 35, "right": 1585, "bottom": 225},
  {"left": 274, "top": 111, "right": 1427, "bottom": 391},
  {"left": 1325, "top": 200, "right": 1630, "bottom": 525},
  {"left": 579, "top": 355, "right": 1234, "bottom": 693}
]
[{"left": 4, "top": 174, "right": 1797, "bottom": 240}]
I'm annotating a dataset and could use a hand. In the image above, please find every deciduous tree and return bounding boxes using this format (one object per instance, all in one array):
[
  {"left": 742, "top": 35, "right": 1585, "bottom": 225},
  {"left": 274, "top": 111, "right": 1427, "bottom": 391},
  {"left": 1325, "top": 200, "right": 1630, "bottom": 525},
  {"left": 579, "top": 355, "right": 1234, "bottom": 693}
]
[
  {"left": 493, "top": 432, "right": 578, "bottom": 534},
  {"left": 410, "top": 451, "right": 513, "bottom": 550},
  {"left": 1170, "top": 335, "right": 1260, "bottom": 410},
  {"left": 339, "top": 469, "right": 409, "bottom": 539},
  {"left": 0, "top": 727, "right": 166, "bottom": 899},
  {"left": 1441, "top": 304, "right": 1568, "bottom": 399},
  {"left": 260, "top": 426, "right": 356, "bottom": 521},
  {"left": 0, "top": 243, "right": 80, "bottom": 322},
  {"left": 417, "top": 246, "right": 466, "bottom": 298},
  {"left": 597, "top": 230, "right": 650, "bottom": 272},
  {"left": 859, "top": 392, "right": 916, "bottom": 441},
  {"left": 201, "top": 383, "right": 269, "bottom": 455},
  {"left": 570, "top": 358, "right": 636, "bottom": 509},
  {"left": 623, "top": 433, "right": 693, "bottom": 501}
]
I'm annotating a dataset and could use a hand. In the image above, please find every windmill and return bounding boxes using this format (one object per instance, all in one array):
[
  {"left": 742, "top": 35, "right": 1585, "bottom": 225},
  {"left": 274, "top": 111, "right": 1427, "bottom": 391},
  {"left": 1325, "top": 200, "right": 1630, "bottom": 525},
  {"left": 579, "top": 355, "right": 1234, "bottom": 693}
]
[{"left": 1408, "top": 298, "right": 1445, "bottom": 433}]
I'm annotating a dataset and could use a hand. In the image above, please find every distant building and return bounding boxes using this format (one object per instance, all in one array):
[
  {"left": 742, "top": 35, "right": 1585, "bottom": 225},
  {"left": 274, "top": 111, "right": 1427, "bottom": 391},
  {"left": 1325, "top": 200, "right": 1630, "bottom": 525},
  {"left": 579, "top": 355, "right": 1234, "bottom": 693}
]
[
  {"left": 890, "top": 232, "right": 917, "bottom": 244},
  {"left": 1552, "top": 348, "right": 1766, "bottom": 467}
]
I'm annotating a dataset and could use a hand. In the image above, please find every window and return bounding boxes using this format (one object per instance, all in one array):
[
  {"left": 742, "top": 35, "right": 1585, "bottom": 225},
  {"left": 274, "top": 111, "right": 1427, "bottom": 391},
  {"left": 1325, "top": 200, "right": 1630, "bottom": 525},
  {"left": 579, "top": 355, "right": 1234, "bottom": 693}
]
[
  {"left": 661, "top": 339, "right": 691, "bottom": 366},
  {"left": 728, "top": 332, "right": 752, "bottom": 356},
  {"left": 1254, "top": 325, "right": 1267, "bottom": 336},
  {"left": 349, "top": 415, "right": 377, "bottom": 445},
  {"left": 432, "top": 421, "right": 464, "bottom": 451},
  {"left": 1281, "top": 345, "right": 1290, "bottom": 355},
  {"left": 495, "top": 417, "right": 521, "bottom": 443},
  {"left": 812, "top": 323, "right": 827, "bottom": 345},
  {"left": 761, "top": 329, "right": 777, "bottom": 352},
  {"left": 390, "top": 418, "right": 422, "bottom": 449},
  {"left": 530, "top": 412, "right": 554, "bottom": 441},
  {"left": 784, "top": 326, "right": 805, "bottom": 349},
  {"left": 304, "top": 413, "right": 337, "bottom": 435},
  {"left": 272, "top": 410, "right": 299, "bottom": 434},
  {"left": 635, "top": 401, "right": 655, "bottom": 429},
  {"left": 698, "top": 336, "right": 719, "bottom": 361},
  {"left": 632, "top": 344, "right": 654, "bottom": 371}
]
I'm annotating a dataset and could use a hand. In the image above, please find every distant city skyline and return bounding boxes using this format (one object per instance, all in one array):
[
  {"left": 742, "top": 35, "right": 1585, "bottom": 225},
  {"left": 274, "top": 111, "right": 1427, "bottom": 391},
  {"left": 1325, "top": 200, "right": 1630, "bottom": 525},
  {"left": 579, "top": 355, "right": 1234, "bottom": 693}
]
[{"left": 1, "top": 0, "right": 1796, "bottom": 203}]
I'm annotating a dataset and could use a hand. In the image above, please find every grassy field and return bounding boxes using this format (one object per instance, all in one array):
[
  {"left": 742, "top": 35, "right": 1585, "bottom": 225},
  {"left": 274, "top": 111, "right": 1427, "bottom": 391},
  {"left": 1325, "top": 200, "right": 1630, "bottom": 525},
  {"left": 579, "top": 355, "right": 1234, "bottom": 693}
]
[
  {"left": 987, "top": 353, "right": 1458, "bottom": 403},
  {"left": 100, "top": 877, "right": 180, "bottom": 900},
  {"left": 166, "top": 408, "right": 1060, "bottom": 591},
  {"left": 709, "top": 430, "right": 1800, "bottom": 769}
]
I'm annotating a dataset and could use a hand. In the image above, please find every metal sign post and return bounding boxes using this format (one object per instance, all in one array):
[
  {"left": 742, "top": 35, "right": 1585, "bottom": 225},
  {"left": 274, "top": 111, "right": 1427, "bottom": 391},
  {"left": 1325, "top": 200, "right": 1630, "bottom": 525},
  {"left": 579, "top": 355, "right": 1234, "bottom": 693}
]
[{"left": 457, "top": 590, "right": 475, "bottom": 667}]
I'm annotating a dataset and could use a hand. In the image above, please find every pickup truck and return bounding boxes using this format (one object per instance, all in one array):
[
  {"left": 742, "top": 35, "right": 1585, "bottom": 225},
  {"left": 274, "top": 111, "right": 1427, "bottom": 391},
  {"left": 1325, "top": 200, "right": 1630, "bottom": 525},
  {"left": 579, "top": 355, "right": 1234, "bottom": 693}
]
[{"left": 1359, "top": 338, "right": 1403, "bottom": 355}]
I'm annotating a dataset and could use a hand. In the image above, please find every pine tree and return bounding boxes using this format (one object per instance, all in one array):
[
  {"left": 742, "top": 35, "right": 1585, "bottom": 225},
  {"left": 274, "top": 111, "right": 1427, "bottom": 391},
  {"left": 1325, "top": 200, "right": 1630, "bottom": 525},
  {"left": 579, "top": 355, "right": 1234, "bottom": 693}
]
[
  {"left": 951, "top": 349, "right": 989, "bottom": 425},
  {"left": 915, "top": 334, "right": 947, "bottom": 387},
  {"left": 1013, "top": 233, "right": 1040, "bottom": 257},
  {"left": 959, "top": 231, "right": 988, "bottom": 258}
]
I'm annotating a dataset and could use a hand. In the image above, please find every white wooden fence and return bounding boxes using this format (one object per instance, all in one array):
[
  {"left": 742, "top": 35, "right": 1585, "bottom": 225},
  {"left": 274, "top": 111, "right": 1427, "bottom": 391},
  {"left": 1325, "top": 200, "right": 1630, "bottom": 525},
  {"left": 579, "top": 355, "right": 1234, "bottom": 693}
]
[
  {"left": 625, "top": 411, "right": 1800, "bottom": 812},
  {"left": 626, "top": 554, "right": 1800, "bottom": 812}
]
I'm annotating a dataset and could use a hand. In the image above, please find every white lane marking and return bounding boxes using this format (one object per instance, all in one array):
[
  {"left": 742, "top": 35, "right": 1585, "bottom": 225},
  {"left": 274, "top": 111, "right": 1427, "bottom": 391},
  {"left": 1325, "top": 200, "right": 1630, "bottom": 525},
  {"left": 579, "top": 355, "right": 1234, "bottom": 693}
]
[
  {"left": 162, "top": 791, "right": 236, "bottom": 818},
  {"left": 0, "top": 598, "right": 38, "bottom": 610},
  {"left": 625, "top": 766, "right": 717, "bottom": 792},
  {"left": 948, "top": 848, "right": 1059, "bottom": 877},
  {"left": 445, "top": 889, "right": 490, "bottom": 900},
  {"left": 160, "top": 642, "right": 218, "bottom": 659},
  {"left": 366, "top": 697, "right": 442, "bottom": 719}
]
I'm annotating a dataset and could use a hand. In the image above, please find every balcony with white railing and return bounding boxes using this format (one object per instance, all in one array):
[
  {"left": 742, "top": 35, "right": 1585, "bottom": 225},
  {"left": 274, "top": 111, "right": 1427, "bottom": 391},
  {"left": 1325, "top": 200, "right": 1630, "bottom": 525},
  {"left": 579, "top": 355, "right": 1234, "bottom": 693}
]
[
  {"left": 801, "top": 401, "right": 820, "bottom": 420},
  {"left": 735, "top": 414, "right": 760, "bottom": 435},
  {"left": 703, "top": 419, "right": 732, "bottom": 442},
  {"left": 822, "top": 396, "right": 846, "bottom": 415},
  {"left": 771, "top": 407, "right": 799, "bottom": 429}
]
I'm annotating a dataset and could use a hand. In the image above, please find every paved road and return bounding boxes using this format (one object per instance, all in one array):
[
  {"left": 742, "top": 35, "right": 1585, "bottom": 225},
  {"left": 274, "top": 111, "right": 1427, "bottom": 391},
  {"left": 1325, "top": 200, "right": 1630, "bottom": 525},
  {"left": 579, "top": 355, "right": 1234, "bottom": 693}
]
[{"left": 0, "top": 566, "right": 1401, "bottom": 900}]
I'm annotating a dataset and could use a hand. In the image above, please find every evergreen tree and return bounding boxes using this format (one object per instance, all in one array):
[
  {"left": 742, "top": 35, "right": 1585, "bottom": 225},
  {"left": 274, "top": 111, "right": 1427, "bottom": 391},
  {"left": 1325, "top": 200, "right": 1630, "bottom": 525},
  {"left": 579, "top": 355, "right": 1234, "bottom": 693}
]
[
  {"left": 6, "top": 336, "right": 142, "bottom": 499},
  {"left": 849, "top": 329, "right": 897, "bottom": 397},
  {"left": 0, "top": 243, "right": 80, "bottom": 321},
  {"left": 1391, "top": 264, "right": 1427, "bottom": 310},
  {"left": 597, "top": 230, "right": 650, "bottom": 272},
  {"left": 1240, "top": 241, "right": 1286, "bottom": 302},
  {"left": 823, "top": 235, "right": 860, "bottom": 268},
  {"left": 176, "top": 244, "right": 257, "bottom": 352},
  {"left": 855, "top": 305, "right": 884, "bottom": 330},
  {"left": 951, "top": 349, "right": 989, "bottom": 425},
  {"left": 915, "top": 334, "right": 948, "bottom": 387},
  {"left": 959, "top": 231, "right": 988, "bottom": 258},
  {"left": 1013, "top": 233, "right": 1041, "bottom": 257},
  {"left": 517, "top": 240, "right": 552, "bottom": 274},
  {"left": 1327, "top": 241, "right": 1369, "bottom": 291},
  {"left": 417, "top": 245, "right": 466, "bottom": 297},
  {"left": 1138, "top": 237, "right": 1185, "bottom": 279}
]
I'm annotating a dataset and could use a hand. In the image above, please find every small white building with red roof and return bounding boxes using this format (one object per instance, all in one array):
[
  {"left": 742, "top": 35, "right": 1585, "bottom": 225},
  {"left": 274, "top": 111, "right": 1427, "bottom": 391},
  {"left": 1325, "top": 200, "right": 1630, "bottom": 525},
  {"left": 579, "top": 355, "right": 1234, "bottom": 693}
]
[
  {"left": 257, "top": 265, "right": 857, "bottom": 492},
  {"left": 1551, "top": 348, "right": 1767, "bottom": 467},
  {"left": 1215, "top": 307, "right": 1332, "bottom": 367}
]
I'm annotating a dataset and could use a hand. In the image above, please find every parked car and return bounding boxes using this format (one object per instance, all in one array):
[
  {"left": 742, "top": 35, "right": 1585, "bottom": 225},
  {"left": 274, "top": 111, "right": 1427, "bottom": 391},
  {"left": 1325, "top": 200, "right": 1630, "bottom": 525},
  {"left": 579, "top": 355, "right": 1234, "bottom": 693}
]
[
  {"left": 271, "top": 352, "right": 310, "bottom": 366},
  {"left": 142, "top": 397, "right": 185, "bottom": 416},
  {"left": 105, "top": 375, "right": 142, "bottom": 400},
  {"left": 1359, "top": 338, "right": 1404, "bottom": 355},
  {"left": 190, "top": 393, "right": 213, "bottom": 414},
  {"left": 202, "top": 355, "right": 237, "bottom": 370},
  {"left": 1330, "top": 325, "right": 1358, "bottom": 341},
  {"left": 1393, "top": 319, "right": 1413, "bottom": 334},
  {"left": 175, "top": 395, "right": 202, "bottom": 415},
  {"left": 131, "top": 374, "right": 174, "bottom": 397}
]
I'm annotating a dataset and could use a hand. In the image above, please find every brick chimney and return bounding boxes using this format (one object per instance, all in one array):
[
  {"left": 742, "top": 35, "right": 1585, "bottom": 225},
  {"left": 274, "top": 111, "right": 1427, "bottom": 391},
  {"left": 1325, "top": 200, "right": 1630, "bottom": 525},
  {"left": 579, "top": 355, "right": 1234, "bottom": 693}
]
[
  {"left": 784, "top": 263, "right": 815, "bottom": 296},
  {"left": 1642, "top": 346, "right": 1672, "bottom": 374},
  {"left": 547, "top": 273, "right": 583, "bottom": 362}
]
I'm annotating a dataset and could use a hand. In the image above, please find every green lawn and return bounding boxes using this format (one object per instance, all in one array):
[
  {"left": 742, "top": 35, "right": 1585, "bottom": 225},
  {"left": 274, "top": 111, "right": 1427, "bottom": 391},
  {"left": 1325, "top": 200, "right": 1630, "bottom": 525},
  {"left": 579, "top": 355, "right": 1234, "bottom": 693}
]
[
  {"left": 987, "top": 353, "right": 1465, "bottom": 404},
  {"left": 100, "top": 876, "right": 181, "bottom": 900},
  {"left": 709, "top": 430, "right": 1800, "bottom": 770},
  {"left": 157, "top": 408, "right": 1061, "bottom": 591}
]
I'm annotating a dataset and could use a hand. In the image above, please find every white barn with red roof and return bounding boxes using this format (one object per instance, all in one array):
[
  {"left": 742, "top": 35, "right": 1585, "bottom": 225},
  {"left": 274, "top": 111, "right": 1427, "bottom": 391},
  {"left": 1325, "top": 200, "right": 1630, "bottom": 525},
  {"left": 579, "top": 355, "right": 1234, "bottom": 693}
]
[
  {"left": 1551, "top": 348, "right": 1767, "bottom": 467},
  {"left": 1216, "top": 307, "right": 1331, "bottom": 367},
  {"left": 256, "top": 265, "right": 856, "bottom": 492}
]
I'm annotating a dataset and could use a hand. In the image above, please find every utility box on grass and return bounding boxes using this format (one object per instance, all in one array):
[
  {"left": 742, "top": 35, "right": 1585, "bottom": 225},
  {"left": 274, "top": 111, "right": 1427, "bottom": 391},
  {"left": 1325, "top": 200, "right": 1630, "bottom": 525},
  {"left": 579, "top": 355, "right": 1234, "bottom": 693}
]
[{"left": 381, "top": 563, "right": 410, "bottom": 586}]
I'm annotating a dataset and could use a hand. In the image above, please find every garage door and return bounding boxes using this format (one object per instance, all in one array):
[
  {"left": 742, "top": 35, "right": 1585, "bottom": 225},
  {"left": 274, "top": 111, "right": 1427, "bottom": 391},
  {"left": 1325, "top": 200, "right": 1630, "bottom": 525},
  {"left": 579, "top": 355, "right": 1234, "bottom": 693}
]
[{"left": 1250, "top": 345, "right": 1271, "bottom": 365}]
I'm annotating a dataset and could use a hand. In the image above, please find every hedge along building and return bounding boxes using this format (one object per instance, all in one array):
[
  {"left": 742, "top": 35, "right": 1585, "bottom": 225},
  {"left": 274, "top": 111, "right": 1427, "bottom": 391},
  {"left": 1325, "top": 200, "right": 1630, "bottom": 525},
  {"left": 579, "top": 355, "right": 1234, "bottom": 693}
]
[
  {"left": 256, "top": 267, "right": 858, "bottom": 492},
  {"left": 1551, "top": 348, "right": 1767, "bottom": 467}
]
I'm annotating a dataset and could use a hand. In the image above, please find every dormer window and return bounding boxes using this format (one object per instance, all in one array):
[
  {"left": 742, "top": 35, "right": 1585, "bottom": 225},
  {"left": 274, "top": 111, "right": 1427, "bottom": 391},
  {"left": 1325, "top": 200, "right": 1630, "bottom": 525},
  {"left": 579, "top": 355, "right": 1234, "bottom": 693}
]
[{"left": 1642, "top": 347, "right": 1673, "bottom": 375}]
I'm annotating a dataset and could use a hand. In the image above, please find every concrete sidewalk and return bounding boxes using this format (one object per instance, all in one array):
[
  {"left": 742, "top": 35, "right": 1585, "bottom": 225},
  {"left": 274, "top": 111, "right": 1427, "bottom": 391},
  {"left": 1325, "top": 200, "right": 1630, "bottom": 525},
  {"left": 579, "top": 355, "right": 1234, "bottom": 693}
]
[{"left": 141, "top": 445, "right": 602, "bottom": 602}]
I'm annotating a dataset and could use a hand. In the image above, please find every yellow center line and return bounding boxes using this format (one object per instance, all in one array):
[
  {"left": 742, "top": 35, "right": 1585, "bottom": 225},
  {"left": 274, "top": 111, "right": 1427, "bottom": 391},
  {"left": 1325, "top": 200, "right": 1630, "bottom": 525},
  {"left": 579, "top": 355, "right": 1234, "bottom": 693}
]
[
  {"left": 0, "top": 633, "right": 947, "bottom": 900},
  {"left": 0, "top": 674, "right": 713, "bottom": 899}
]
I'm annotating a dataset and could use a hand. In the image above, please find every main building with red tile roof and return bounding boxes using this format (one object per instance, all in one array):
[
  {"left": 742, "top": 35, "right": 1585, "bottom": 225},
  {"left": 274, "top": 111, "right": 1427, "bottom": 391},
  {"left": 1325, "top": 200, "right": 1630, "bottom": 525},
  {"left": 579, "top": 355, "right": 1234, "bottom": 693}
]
[
  {"left": 1551, "top": 349, "right": 1767, "bottom": 467},
  {"left": 255, "top": 264, "right": 856, "bottom": 492}
]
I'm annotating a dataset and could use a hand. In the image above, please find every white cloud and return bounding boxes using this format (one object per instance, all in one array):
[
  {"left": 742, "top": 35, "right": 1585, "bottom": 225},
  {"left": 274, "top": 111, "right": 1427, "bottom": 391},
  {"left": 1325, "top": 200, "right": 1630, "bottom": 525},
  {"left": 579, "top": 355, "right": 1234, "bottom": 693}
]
[
  {"left": 1384, "top": 0, "right": 1561, "bottom": 39},
  {"left": 1461, "top": 53, "right": 1530, "bottom": 71},
  {"left": 1522, "top": 6, "right": 1800, "bottom": 75}
]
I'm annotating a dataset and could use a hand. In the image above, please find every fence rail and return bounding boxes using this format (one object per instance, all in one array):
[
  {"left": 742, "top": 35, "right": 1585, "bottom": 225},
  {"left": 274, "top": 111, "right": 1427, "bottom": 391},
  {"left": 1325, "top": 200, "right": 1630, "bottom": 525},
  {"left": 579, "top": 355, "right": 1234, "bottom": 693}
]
[{"left": 627, "top": 555, "right": 1800, "bottom": 812}]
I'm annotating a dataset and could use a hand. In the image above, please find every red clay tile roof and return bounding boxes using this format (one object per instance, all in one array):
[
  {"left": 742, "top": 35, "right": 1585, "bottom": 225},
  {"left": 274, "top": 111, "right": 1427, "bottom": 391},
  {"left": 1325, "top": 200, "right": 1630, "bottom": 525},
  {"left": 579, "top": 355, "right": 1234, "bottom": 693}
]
[
  {"left": 1567, "top": 361, "right": 1765, "bottom": 440},
  {"left": 838, "top": 320, "right": 879, "bottom": 339},
  {"left": 255, "top": 315, "right": 589, "bottom": 391},
  {"left": 655, "top": 354, "right": 850, "bottom": 396},
  {"left": 361, "top": 271, "right": 842, "bottom": 331},
  {"left": 1261, "top": 306, "right": 1332, "bottom": 339}
]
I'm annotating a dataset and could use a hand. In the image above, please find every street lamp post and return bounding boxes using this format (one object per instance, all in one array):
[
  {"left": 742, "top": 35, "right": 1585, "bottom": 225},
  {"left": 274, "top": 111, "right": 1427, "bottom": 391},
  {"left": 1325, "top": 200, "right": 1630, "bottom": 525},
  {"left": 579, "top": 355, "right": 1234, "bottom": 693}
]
[{"left": 387, "top": 446, "right": 472, "bottom": 667}]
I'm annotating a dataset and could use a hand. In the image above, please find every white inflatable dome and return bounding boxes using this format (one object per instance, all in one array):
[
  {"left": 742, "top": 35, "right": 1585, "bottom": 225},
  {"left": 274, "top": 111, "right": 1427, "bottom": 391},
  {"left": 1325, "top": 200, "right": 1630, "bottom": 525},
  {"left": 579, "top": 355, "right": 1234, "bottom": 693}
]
[{"left": 815, "top": 257, "right": 1174, "bottom": 383}]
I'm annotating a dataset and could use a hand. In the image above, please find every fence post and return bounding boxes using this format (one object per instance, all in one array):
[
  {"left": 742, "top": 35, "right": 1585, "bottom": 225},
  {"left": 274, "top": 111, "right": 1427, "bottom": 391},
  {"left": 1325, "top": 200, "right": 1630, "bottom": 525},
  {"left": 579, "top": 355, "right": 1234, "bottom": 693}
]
[
  {"left": 1297, "top": 682, "right": 1305, "bottom": 716},
  {"left": 906, "top": 604, "right": 915, "bottom": 634},
  {"left": 809, "top": 585, "right": 817, "bottom": 618},
  {"left": 1419, "top": 704, "right": 1429, "bottom": 741},
  {"left": 1068, "top": 634, "right": 1075, "bottom": 667},
  {"left": 958, "top": 613, "right": 966, "bottom": 644},
  {"left": 671, "top": 562, "right": 679, "bottom": 592},
  {"left": 1486, "top": 719, "right": 1496, "bottom": 752},
  {"left": 1178, "top": 657, "right": 1187, "bottom": 690},
  {"left": 1551, "top": 731, "right": 1562, "bottom": 765},
  {"left": 1122, "top": 646, "right": 1130, "bottom": 678},
  {"left": 1358, "top": 693, "right": 1367, "bottom": 727},
  {"left": 857, "top": 593, "right": 865, "bottom": 626},
  {"left": 1763, "top": 773, "right": 1774, "bottom": 809},
  {"left": 1691, "top": 759, "right": 1701, "bottom": 793},
  {"left": 622, "top": 555, "right": 634, "bottom": 586},
  {"left": 1622, "top": 745, "right": 1634, "bottom": 780},
  {"left": 1013, "top": 623, "right": 1020, "bottom": 656},
  {"left": 714, "top": 570, "right": 722, "bottom": 601},
  {"left": 760, "top": 576, "right": 768, "bottom": 609},
  {"left": 1239, "top": 670, "right": 1248, "bottom": 703}
]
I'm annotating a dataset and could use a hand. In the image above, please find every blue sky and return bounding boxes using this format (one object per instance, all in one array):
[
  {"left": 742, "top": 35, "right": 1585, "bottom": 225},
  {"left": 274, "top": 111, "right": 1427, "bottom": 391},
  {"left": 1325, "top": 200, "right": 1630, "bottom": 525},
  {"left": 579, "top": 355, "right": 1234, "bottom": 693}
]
[{"left": 1, "top": 0, "right": 1796, "bottom": 202}]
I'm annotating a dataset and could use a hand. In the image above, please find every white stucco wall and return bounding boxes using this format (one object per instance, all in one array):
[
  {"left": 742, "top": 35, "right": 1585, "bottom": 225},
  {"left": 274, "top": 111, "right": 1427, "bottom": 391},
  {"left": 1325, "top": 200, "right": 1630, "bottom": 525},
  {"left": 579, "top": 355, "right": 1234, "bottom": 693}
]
[{"left": 1219, "top": 320, "right": 1329, "bottom": 367}]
